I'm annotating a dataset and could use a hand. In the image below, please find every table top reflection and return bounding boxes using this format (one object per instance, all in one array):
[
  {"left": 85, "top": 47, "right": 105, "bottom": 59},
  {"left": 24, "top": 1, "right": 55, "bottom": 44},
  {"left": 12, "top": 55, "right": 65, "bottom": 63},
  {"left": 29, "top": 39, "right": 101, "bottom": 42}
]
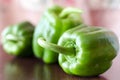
[{"left": 0, "top": 45, "right": 120, "bottom": 80}]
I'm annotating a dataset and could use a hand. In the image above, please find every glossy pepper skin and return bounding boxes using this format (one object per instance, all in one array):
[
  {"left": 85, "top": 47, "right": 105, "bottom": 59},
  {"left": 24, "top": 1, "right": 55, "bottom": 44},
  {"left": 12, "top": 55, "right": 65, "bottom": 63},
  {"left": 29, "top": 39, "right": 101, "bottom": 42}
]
[
  {"left": 1, "top": 21, "right": 34, "bottom": 57},
  {"left": 37, "top": 24, "right": 119, "bottom": 76},
  {"left": 33, "top": 5, "right": 83, "bottom": 63}
]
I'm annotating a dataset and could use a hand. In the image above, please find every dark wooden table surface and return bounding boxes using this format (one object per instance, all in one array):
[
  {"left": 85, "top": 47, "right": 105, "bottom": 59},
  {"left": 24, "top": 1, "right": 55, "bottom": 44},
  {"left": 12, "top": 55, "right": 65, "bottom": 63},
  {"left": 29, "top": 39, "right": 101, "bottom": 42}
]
[{"left": 0, "top": 44, "right": 120, "bottom": 80}]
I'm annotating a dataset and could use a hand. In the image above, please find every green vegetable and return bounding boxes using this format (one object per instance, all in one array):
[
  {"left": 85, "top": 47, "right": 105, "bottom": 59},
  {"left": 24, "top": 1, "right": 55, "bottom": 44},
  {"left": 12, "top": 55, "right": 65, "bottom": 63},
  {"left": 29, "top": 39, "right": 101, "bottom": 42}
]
[
  {"left": 33, "top": 5, "right": 83, "bottom": 63},
  {"left": 37, "top": 24, "right": 119, "bottom": 76},
  {"left": 1, "top": 21, "right": 34, "bottom": 57}
]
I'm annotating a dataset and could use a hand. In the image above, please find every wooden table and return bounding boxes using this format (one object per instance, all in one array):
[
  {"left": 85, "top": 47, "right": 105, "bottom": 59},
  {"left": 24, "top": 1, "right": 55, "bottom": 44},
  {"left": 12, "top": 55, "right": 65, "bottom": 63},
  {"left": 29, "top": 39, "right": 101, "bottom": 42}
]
[{"left": 0, "top": 45, "right": 120, "bottom": 80}]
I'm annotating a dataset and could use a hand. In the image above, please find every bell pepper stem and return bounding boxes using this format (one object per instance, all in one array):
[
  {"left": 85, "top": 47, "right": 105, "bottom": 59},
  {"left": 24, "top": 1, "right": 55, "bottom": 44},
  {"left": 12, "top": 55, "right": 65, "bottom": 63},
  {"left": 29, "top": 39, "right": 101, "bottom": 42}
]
[
  {"left": 37, "top": 38, "right": 75, "bottom": 56},
  {"left": 5, "top": 34, "right": 18, "bottom": 42},
  {"left": 59, "top": 7, "right": 83, "bottom": 18}
]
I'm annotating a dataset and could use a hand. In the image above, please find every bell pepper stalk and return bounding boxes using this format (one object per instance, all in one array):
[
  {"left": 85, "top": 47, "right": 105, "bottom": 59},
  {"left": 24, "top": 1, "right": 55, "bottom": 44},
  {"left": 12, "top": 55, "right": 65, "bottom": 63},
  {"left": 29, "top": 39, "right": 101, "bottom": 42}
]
[
  {"left": 59, "top": 7, "right": 83, "bottom": 18},
  {"left": 37, "top": 25, "right": 119, "bottom": 76},
  {"left": 33, "top": 5, "right": 83, "bottom": 63},
  {"left": 1, "top": 21, "right": 34, "bottom": 57}
]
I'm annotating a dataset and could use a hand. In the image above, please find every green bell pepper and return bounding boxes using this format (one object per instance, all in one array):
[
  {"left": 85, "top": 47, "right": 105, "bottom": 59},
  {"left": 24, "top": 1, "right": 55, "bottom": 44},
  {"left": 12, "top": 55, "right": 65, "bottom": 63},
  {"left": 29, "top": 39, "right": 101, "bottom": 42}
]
[
  {"left": 33, "top": 5, "right": 83, "bottom": 63},
  {"left": 37, "top": 24, "right": 119, "bottom": 76},
  {"left": 1, "top": 21, "right": 34, "bottom": 57}
]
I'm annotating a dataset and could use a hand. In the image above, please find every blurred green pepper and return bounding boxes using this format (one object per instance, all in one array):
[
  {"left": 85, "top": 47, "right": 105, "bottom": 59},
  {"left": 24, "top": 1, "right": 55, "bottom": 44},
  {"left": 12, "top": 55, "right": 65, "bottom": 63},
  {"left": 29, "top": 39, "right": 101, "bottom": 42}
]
[
  {"left": 38, "top": 25, "right": 119, "bottom": 76},
  {"left": 1, "top": 21, "right": 34, "bottom": 57},
  {"left": 33, "top": 5, "right": 83, "bottom": 63}
]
